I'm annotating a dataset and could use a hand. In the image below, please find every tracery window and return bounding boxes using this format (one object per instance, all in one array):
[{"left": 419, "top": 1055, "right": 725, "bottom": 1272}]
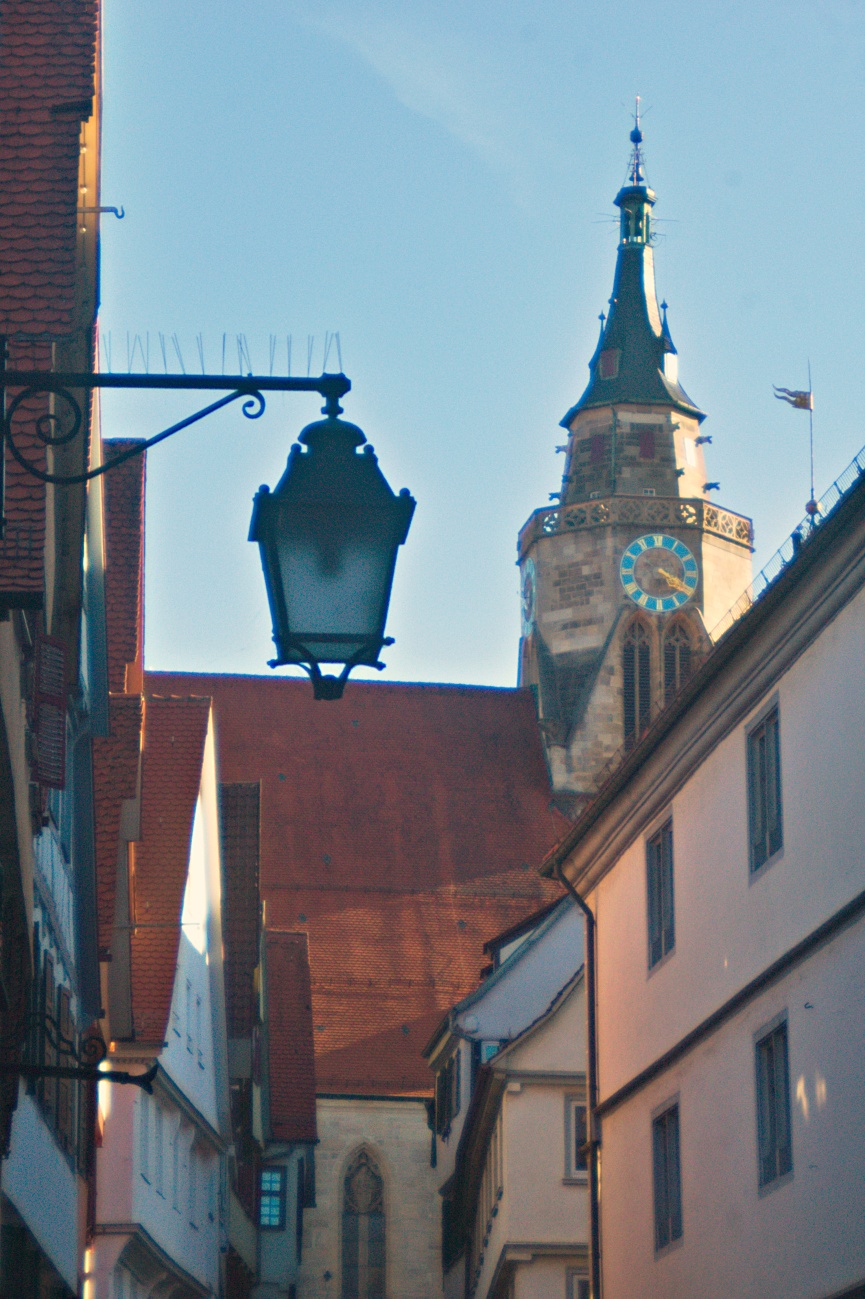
[
  {"left": 342, "top": 1150, "right": 385, "bottom": 1299},
  {"left": 663, "top": 622, "right": 692, "bottom": 704},
  {"left": 623, "top": 621, "right": 651, "bottom": 746}
]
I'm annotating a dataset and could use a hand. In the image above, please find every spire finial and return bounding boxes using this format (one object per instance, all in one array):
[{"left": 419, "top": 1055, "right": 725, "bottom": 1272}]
[{"left": 628, "top": 95, "right": 645, "bottom": 186}]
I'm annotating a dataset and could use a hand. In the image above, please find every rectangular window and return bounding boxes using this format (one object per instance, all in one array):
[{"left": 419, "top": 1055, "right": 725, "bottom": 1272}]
[
  {"left": 185, "top": 980, "right": 193, "bottom": 1054},
  {"left": 565, "top": 1097, "right": 588, "bottom": 1177},
  {"left": 188, "top": 1143, "right": 198, "bottom": 1226},
  {"left": 154, "top": 1104, "right": 164, "bottom": 1196},
  {"left": 566, "top": 1276, "right": 590, "bottom": 1299},
  {"left": 171, "top": 1125, "right": 180, "bottom": 1210},
  {"left": 56, "top": 985, "right": 74, "bottom": 1151},
  {"left": 296, "top": 1158, "right": 305, "bottom": 1264},
  {"left": 590, "top": 433, "right": 605, "bottom": 464},
  {"left": 196, "top": 995, "right": 204, "bottom": 1069},
  {"left": 139, "top": 1093, "right": 150, "bottom": 1182},
  {"left": 639, "top": 427, "right": 655, "bottom": 459},
  {"left": 652, "top": 1104, "right": 683, "bottom": 1251},
  {"left": 756, "top": 1021, "right": 792, "bottom": 1187},
  {"left": 748, "top": 707, "right": 783, "bottom": 871},
  {"left": 260, "top": 1166, "right": 287, "bottom": 1230},
  {"left": 646, "top": 821, "right": 675, "bottom": 968}
]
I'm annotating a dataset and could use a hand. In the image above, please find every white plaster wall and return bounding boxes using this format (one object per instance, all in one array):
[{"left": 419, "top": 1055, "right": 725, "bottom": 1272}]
[
  {"left": 514, "top": 1256, "right": 583, "bottom": 1299},
  {"left": 599, "top": 917, "right": 865, "bottom": 1299},
  {"left": 4, "top": 1092, "right": 82, "bottom": 1292},
  {"left": 129, "top": 1088, "right": 221, "bottom": 1292},
  {"left": 298, "top": 1097, "right": 442, "bottom": 1299},
  {"left": 456, "top": 905, "right": 582, "bottom": 1046},
  {"left": 592, "top": 583, "right": 865, "bottom": 1098}
]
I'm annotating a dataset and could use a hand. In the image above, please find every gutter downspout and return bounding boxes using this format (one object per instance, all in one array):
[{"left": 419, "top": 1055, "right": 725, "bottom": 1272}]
[{"left": 555, "top": 860, "right": 601, "bottom": 1299}]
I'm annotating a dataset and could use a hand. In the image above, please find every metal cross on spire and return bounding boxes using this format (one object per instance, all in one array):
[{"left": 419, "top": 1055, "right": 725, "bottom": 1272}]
[{"left": 628, "top": 95, "right": 646, "bottom": 186}]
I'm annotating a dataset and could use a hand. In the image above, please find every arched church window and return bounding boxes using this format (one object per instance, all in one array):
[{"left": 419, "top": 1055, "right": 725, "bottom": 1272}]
[
  {"left": 342, "top": 1150, "right": 385, "bottom": 1299},
  {"left": 623, "top": 621, "right": 651, "bottom": 746},
  {"left": 663, "top": 622, "right": 692, "bottom": 705}
]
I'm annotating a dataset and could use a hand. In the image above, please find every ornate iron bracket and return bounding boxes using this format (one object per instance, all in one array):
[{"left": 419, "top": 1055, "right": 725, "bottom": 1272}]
[
  {"left": 5, "top": 1012, "right": 159, "bottom": 1090},
  {"left": 0, "top": 358, "right": 351, "bottom": 526}
]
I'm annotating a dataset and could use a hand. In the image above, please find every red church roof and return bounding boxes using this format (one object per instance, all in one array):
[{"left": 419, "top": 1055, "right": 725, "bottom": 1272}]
[{"left": 148, "top": 672, "right": 566, "bottom": 1094}]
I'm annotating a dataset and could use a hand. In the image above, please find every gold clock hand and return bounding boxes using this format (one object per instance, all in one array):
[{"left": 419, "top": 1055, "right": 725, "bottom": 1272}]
[{"left": 657, "top": 566, "right": 690, "bottom": 594}]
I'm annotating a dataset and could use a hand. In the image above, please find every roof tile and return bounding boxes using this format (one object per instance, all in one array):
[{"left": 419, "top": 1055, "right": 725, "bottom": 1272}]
[{"left": 148, "top": 674, "right": 566, "bottom": 1093}]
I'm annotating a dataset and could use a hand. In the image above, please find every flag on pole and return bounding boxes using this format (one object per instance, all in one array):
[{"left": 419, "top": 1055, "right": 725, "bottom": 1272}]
[{"left": 773, "top": 386, "right": 813, "bottom": 410}]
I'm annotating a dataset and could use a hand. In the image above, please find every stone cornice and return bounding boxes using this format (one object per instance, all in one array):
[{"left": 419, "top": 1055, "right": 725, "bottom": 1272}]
[{"left": 519, "top": 494, "right": 753, "bottom": 561}]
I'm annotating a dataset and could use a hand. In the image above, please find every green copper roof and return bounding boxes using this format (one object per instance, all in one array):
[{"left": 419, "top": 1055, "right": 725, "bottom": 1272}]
[{"left": 561, "top": 136, "right": 705, "bottom": 428}]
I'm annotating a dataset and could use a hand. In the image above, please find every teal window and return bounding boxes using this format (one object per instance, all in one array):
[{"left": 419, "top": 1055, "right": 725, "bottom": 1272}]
[{"left": 260, "top": 1167, "right": 287, "bottom": 1230}]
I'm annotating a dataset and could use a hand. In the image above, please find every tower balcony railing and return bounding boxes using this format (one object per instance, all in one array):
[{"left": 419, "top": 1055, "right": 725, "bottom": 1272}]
[{"left": 518, "top": 494, "right": 754, "bottom": 560}]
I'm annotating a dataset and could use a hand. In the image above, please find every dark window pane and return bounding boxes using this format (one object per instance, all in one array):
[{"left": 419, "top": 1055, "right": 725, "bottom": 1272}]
[
  {"left": 748, "top": 709, "right": 783, "bottom": 871},
  {"left": 647, "top": 821, "right": 674, "bottom": 967},
  {"left": 756, "top": 1023, "right": 792, "bottom": 1186},
  {"left": 653, "top": 1105, "right": 682, "bottom": 1250}
]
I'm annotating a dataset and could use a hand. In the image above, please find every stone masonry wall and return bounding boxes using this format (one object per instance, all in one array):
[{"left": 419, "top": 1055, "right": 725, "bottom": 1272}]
[{"left": 298, "top": 1097, "right": 442, "bottom": 1299}]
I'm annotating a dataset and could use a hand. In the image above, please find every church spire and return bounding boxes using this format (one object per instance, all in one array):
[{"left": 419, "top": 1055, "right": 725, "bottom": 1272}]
[{"left": 561, "top": 112, "right": 704, "bottom": 427}]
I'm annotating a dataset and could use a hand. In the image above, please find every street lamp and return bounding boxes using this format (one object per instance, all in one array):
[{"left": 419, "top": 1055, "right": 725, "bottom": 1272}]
[
  {"left": 250, "top": 404, "right": 415, "bottom": 700},
  {"left": 0, "top": 361, "right": 415, "bottom": 700}
]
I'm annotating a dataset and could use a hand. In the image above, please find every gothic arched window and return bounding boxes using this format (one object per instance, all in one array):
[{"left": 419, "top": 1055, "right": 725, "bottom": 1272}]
[
  {"left": 342, "top": 1150, "right": 385, "bottom": 1299},
  {"left": 623, "top": 621, "right": 651, "bottom": 747},
  {"left": 663, "top": 622, "right": 693, "bottom": 705}
]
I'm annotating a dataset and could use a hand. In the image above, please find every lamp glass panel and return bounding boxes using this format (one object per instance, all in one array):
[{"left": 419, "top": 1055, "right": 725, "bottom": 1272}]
[{"left": 275, "top": 518, "right": 395, "bottom": 664}]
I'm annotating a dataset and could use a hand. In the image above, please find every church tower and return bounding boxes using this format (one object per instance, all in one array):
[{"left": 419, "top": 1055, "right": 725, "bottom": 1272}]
[{"left": 518, "top": 119, "right": 753, "bottom": 814}]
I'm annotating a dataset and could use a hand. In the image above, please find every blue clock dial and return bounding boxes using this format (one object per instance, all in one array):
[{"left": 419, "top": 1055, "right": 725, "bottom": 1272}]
[{"left": 620, "top": 534, "right": 698, "bottom": 612}]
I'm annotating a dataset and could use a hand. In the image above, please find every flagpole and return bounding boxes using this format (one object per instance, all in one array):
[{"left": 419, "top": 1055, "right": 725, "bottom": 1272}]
[{"left": 807, "top": 360, "right": 817, "bottom": 526}]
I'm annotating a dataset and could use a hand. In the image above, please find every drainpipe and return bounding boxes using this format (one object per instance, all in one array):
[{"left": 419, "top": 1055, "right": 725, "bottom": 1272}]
[{"left": 555, "top": 859, "right": 601, "bottom": 1299}]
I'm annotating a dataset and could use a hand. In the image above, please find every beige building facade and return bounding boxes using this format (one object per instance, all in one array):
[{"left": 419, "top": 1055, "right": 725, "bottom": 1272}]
[{"left": 546, "top": 444, "right": 865, "bottom": 1298}]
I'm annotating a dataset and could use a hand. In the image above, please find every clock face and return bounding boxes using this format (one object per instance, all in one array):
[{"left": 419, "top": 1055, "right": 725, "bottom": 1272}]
[
  {"left": 620, "top": 534, "right": 698, "bottom": 612},
  {"left": 521, "top": 558, "right": 536, "bottom": 634}
]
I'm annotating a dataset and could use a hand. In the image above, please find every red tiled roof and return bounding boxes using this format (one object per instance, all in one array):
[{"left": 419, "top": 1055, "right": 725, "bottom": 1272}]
[
  {"left": 92, "top": 693, "right": 142, "bottom": 955},
  {"left": 130, "top": 695, "right": 210, "bottom": 1046},
  {"left": 102, "top": 443, "right": 146, "bottom": 693},
  {"left": 219, "top": 782, "right": 261, "bottom": 1039},
  {"left": 0, "top": 0, "right": 98, "bottom": 598},
  {"left": 264, "top": 930, "right": 316, "bottom": 1143},
  {"left": 148, "top": 674, "right": 566, "bottom": 1093}
]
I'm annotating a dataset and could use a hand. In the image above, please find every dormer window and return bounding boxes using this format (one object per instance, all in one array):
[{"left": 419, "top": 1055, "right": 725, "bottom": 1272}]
[{"left": 598, "top": 349, "right": 620, "bottom": 379}]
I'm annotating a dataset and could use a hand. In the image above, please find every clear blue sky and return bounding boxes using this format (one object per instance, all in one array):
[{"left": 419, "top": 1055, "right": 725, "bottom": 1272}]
[{"left": 99, "top": 0, "right": 865, "bottom": 687}]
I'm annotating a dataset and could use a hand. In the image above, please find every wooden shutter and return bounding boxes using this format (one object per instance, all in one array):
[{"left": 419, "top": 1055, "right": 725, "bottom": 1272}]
[
  {"left": 57, "top": 986, "right": 73, "bottom": 1150},
  {"left": 34, "top": 635, "right": 66, "bottom": 789},
  {"left": 41, "top": 953, "right": 56, "bottom": 1121}
]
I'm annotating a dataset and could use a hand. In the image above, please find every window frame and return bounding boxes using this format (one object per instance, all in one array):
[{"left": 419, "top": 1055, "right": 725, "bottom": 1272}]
[
  {"left": 259, "top": 1165, "right": 288, "bottom": 1231},
  {"left": 754, "top": 1015, "right": 793, "bottom": 1192},
  {"left": 646, "top": 818, "right": 675, "bottom": 971},
  {"left": 651, "top": 1099, "right": 683, "bottom": 1254},
  {"left": 563, "top": 1093, "right": 588, "bottom": 1182},
  {"left": 746, "top": 700, "right": 783, "bottom": 876}
]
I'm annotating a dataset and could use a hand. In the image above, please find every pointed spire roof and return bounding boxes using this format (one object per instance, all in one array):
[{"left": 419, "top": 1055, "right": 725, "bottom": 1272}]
[{"left": 561, "top": 110, "right": 704, "bottom": 427}]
